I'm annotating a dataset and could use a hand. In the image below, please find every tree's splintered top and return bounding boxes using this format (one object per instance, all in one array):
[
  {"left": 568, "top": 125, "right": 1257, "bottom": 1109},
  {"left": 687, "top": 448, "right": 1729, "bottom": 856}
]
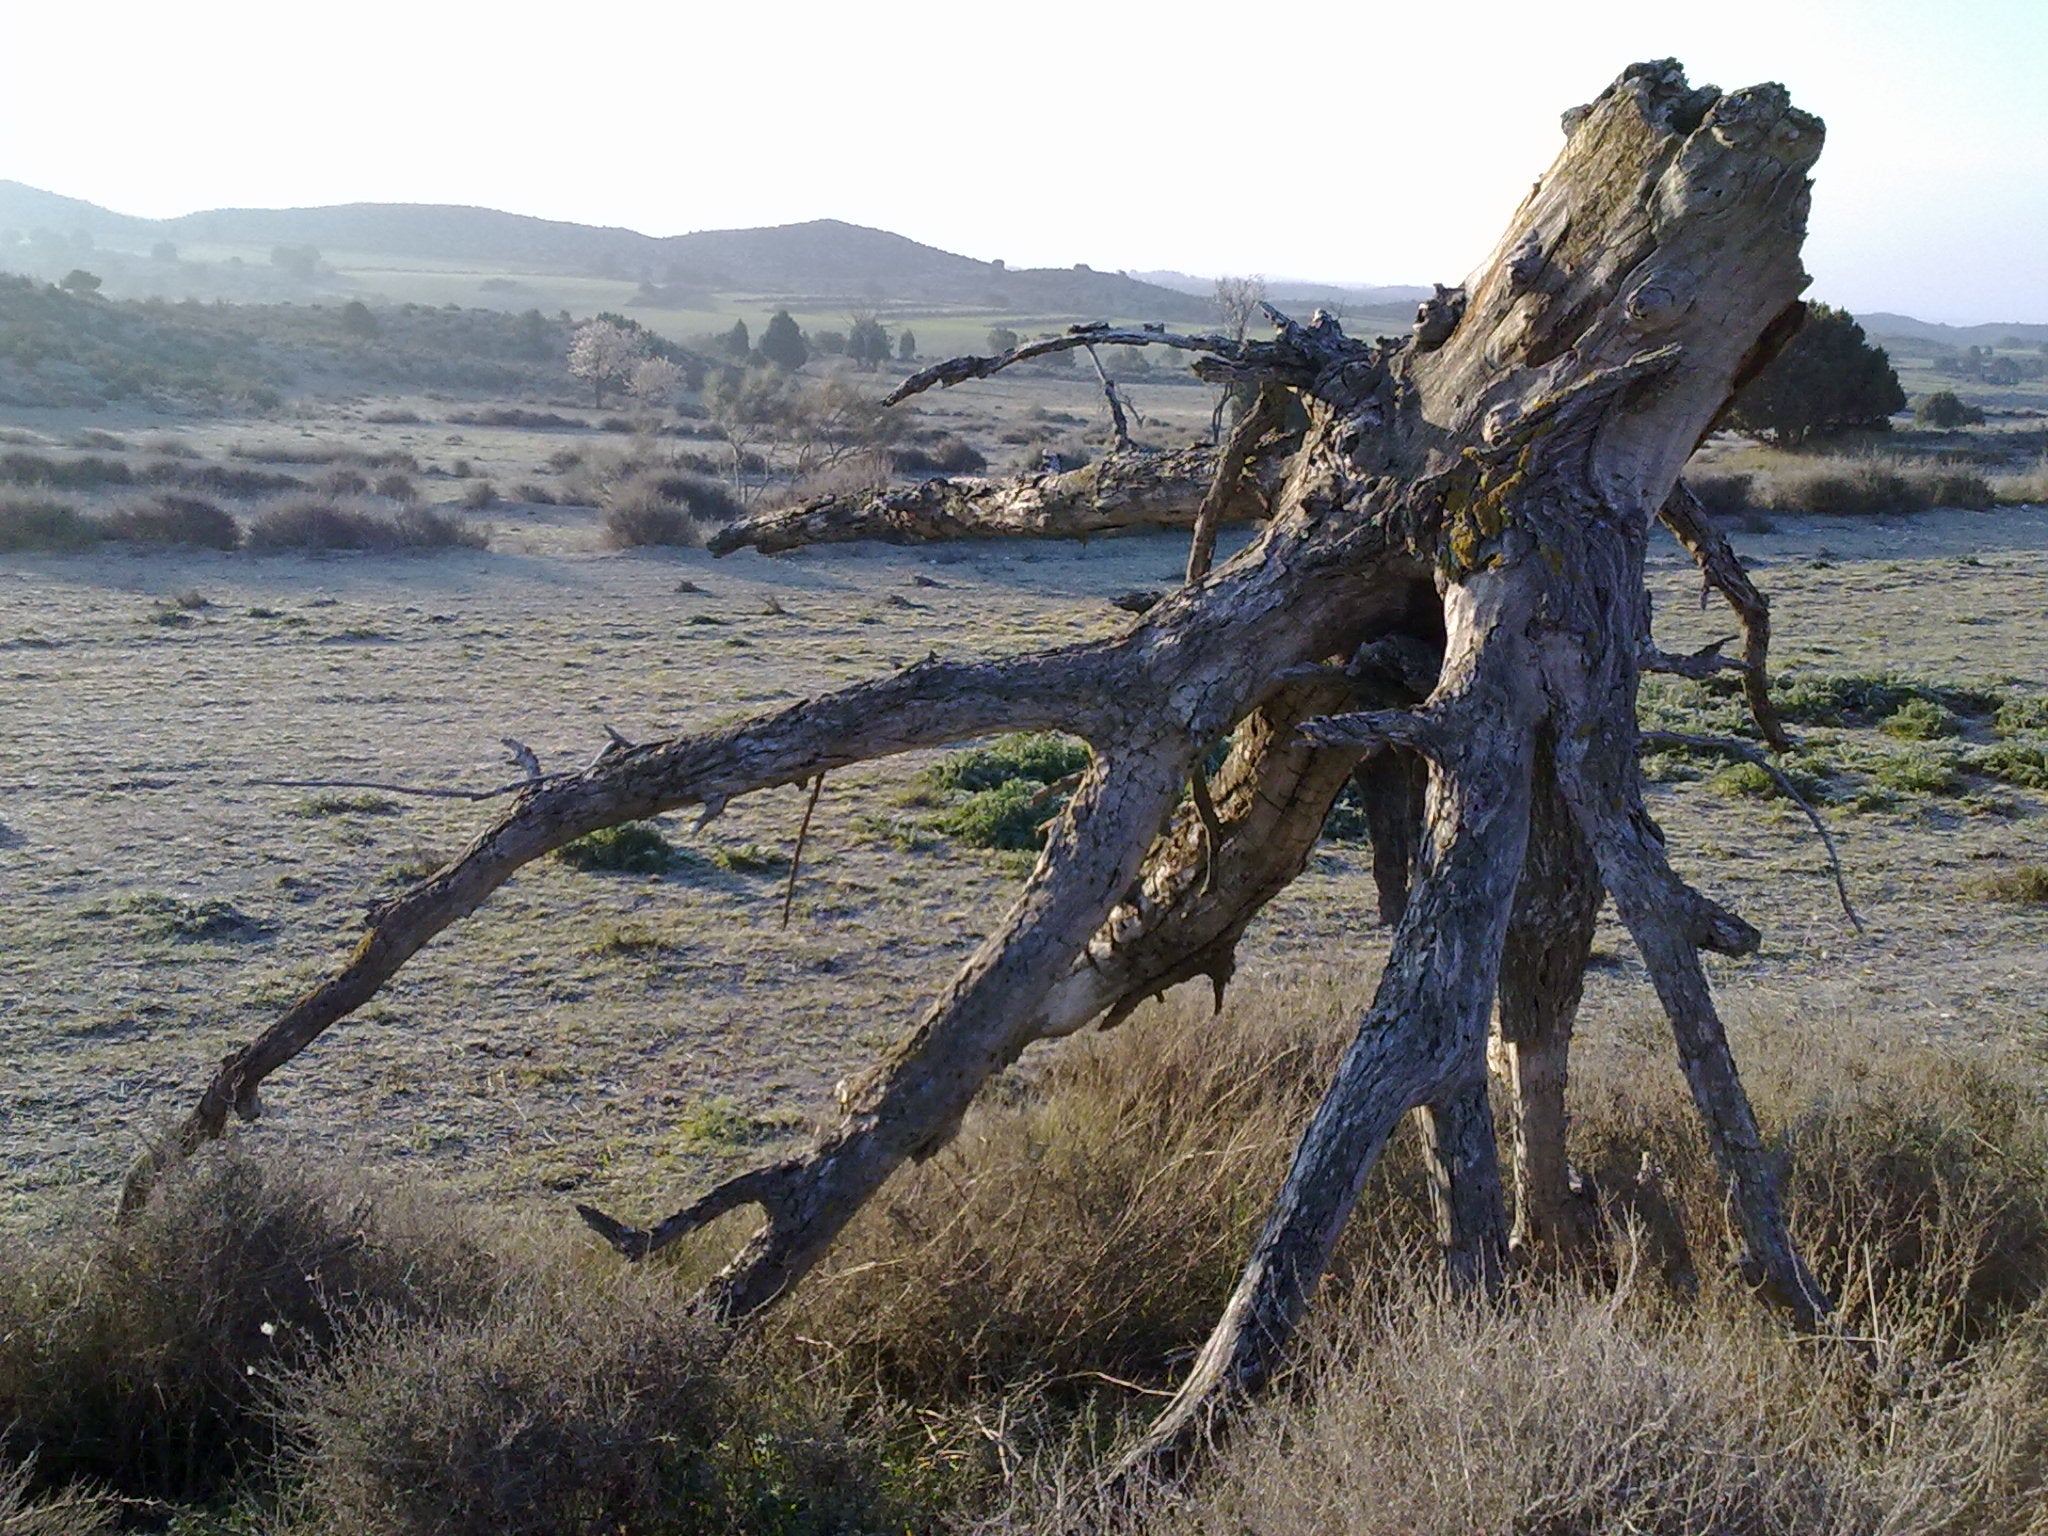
[{"left": 1411, "top": 58, "right": 1825, "bottom": 518}]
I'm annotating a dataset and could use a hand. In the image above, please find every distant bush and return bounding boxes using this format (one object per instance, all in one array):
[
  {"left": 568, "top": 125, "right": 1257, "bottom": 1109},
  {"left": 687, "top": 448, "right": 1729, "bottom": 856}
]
[
  {"left": 372, "top": 472, "right": 418, "bottom": 503},
  {"left": 601, "top": 470, "right": 741, "bottom": 549},
  {"left": 1683, "top": 471, "right": 1754, "bottom": 518},
  {"left": 893, "top": 434, "right": 988, "bottom": 474},
  {"left": 363, "top": 407, "right": 422, "bottom": 425},
  {"left": 316, "top": 466, "right": 372, "bottom": 497},
  {"left": 0, "top": 494, "right": 100, "bottom": 552},
  {"left": 0, "top": 451, "right": 133, "bottom": 490},
  {"left": 1970, "top": 865, "right": 2048, "bottom": 903},
  {"left": 1692, "top": 456, "right": 1995, "bottom": 517},
  {"left": 145, "top": 460, "right": 305, "bottom": 498},
  {"left": 443, "top": 407, "right": 585, "bottom": 430},
  {"left": 457, "top": 480, "right": 499, "bottom": 511},
  {"left": 95, "top": 494, "right": 241, "bottom": 549},
  {"left": 1916, "top": 390, "right": 1986, "bottom": 428},
  {"left": 246, "top": 499, "right": 487, "bottom": 553}
]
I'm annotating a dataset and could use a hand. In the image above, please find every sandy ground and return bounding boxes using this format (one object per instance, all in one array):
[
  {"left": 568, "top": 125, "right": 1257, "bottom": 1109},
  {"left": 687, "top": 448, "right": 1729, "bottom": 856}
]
[{"left": 3, "top": 497, "right": 2046, "bottom": 1238}]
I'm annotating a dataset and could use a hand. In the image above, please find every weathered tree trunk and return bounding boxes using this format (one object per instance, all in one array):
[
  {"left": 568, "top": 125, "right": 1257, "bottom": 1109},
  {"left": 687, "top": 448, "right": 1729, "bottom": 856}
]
[{"left": 125, "top": 59, "right": 1832, "bottom": 1490}]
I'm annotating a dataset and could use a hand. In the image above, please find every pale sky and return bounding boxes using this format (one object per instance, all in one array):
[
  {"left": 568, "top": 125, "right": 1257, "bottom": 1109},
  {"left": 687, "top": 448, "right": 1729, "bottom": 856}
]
[{"left": 2, "top": 0, "right": 2042, "bottom": 323}]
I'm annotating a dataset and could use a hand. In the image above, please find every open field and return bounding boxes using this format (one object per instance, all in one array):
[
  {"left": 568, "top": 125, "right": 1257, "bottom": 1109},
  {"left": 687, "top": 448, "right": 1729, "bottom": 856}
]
[
  {"left": 5, "top": 426, "right": 2048, "bottom": 1235},
  {"left": 5, "top": 332, "right": 2048, "bottom": 1528}
]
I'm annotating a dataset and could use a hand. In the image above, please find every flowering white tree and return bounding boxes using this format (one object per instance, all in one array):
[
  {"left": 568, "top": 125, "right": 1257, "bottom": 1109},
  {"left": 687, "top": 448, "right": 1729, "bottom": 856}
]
[
  {"left": 627, "top": 356, "right": 684, "bottom": 413},
  {"left": 566, "top": 319, "right": 646, "bottom": 408}
]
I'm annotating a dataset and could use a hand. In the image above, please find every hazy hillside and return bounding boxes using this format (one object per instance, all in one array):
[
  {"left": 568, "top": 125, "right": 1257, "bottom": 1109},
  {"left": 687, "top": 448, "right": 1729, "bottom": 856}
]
[
  {"left": 1861, "top": 312, "right": 2048, "bottom": 348},
  {"left": 0, "top": 183, "right": 1212, "bottom": 320}
]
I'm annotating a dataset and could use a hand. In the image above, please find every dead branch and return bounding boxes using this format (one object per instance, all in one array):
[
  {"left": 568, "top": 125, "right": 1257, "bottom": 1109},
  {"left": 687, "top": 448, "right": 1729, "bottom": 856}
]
[
  {"left": 1640, "top": 728, "right": 1863, "bottom": 930},
  {"left": 1659, "top": 479, "right": 1792, "bottom": 749}
]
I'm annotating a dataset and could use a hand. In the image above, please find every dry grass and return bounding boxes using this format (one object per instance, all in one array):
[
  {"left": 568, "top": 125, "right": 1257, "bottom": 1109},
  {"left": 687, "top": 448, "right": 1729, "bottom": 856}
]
[
  {"left": 1692, "top": 454, "right": 1996, "bottom": 517},
  {"left": 5, "top": 990, "right": 2048, "bottom": 1531}
]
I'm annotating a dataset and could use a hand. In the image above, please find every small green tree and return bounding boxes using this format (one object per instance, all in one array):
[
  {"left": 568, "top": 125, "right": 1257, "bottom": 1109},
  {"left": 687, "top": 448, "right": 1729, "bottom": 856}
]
[
  {"left": 758, "top": 310, "right": 808, "bottom": 370},
  {"left": 722, "top": 319, "right": 751, "bottom": 361},
  {"left": 57, "top": 268, "right": 102, "bottom": 296},
  {"left": 339, "top": 300, "right": 379, "bottom": 338},
  {"left": 897, "top": 328, "right": 916, "bottom": 362},
  {"left": 985, "top": 326, "right": 1019, "bottom": 354},
  {"left": 1725, "top": 302, "right": 1905, "bottom": 447},
  {"left": 1915, "top": 389, "right": 1983, "bottom": 429},
  {"left": 846, "top": 312, "right": 890, "bottom": 372}
]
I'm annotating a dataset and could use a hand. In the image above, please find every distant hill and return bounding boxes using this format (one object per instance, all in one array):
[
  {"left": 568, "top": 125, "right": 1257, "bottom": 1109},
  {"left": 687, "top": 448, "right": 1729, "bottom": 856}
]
[
  {"left": 0, "top": 182, "right": 1213, "bottom": 321},
  {"left": 1859, "top": 313, "right": 2048, "bottom": 350}
]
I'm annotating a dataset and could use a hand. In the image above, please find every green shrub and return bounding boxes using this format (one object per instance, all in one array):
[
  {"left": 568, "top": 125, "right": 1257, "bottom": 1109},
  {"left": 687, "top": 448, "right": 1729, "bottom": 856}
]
[
  {"left": 1968, "top": 743, "right": 2048, "bottom": 791},
  {"left": 95, "top": 493, "right": 240, "bottom": 549},
  {"left": 928, "top": 781, "right": 1060, "bottom": 850},
  {"left": 0, "top": 495, "right": 100, "bottom": 552},
  {"left": 925, "top": 734, "right": 1091, "bottom": 794},
  {"left": 1708, "top": 760, "right": 1777, "bottom": 797},
  {"left": 555, "top": 821, "right": 675, "bottom": 873},
  {"left": 457, "top": 479, "right": 498, "bottom": 511},
  {"left": 1916, "top": 389, "right": 1985, "bottom": 428},
  {"left": 915, "top": 734, "right": 1094, "bottom": 850},
  {"left": 1873, "top": 750, "right": 1963, "bottom": 796},
  {"left": 1879, "top": 696, "right": 1961, "bottom": 740},
  {"left": 1771, "top": 672, "right": 1998, "bottom": 728},
  {"left": 1995, "top": 696, "right": 2048, "bottom": 735}
]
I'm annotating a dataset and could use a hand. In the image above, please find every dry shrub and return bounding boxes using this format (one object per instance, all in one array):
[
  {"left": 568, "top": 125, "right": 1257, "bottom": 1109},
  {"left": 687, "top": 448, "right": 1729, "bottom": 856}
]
[
  {"left": 95, "top": 493, "right": 241, "bottom": 549},
  {"left": 759, "top": 450, "right": 894, "bottom": 512},
  {"left": 1723, "top": 455, "right": 1999, "bottom": 516},
  {"left": 1994, "top": 456, "right": 2048, "bottom": 506},
  {"left": 246, "top": 498, "right": 487, "bottom": 552},
  {"left": 767, "top": 979, "right": 1435, "bottom": 1403},
  {"left": 277, "top": 1265, "right": 897, "bottom": 1536},
  {"left": 0, "top": 1147, "right": 497, "bottom": 1504},
  {"left": 1125, "top": 1278, "right": 2001, "bottom": 1536},
  {"left": 0, "top": 1458, "right": 119, "bottom": 1536},
  {"left": 602, "top": 469, "right": 742, "bottom": 548},
  {"left": 371, "top": 471, "right": 417, "bottom": 503},
  {"left": 0, "top": 495, "right": 99, "bottom": 552}
]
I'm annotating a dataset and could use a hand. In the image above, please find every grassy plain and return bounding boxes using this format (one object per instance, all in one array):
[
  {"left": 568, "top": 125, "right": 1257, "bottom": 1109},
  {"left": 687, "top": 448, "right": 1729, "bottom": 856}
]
[{"left": 3, "top": 344, "right": 2048, "bottom": 1528}]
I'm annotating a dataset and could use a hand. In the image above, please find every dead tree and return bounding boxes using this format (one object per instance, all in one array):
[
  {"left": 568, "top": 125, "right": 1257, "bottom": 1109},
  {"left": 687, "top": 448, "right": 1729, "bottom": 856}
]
[{"left": 122, "top": 61, "right": 1832, "bottom": 1481}]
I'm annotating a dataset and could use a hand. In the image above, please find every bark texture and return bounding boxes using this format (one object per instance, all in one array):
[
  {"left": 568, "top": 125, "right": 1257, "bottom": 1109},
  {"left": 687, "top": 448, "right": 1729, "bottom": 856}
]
[
  {"left": 706, "top": 443, "right": 1281, "bottom": 555},
  {"left": 124, "top": 58, "right": 1834, "bottom": 1491}
]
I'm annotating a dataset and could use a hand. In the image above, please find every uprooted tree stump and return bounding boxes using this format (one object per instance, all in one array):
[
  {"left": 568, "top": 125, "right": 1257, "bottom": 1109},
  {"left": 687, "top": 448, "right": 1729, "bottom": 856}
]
[{"left": 123, "top": 60, "right": 1835, "bottom": 1485}]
